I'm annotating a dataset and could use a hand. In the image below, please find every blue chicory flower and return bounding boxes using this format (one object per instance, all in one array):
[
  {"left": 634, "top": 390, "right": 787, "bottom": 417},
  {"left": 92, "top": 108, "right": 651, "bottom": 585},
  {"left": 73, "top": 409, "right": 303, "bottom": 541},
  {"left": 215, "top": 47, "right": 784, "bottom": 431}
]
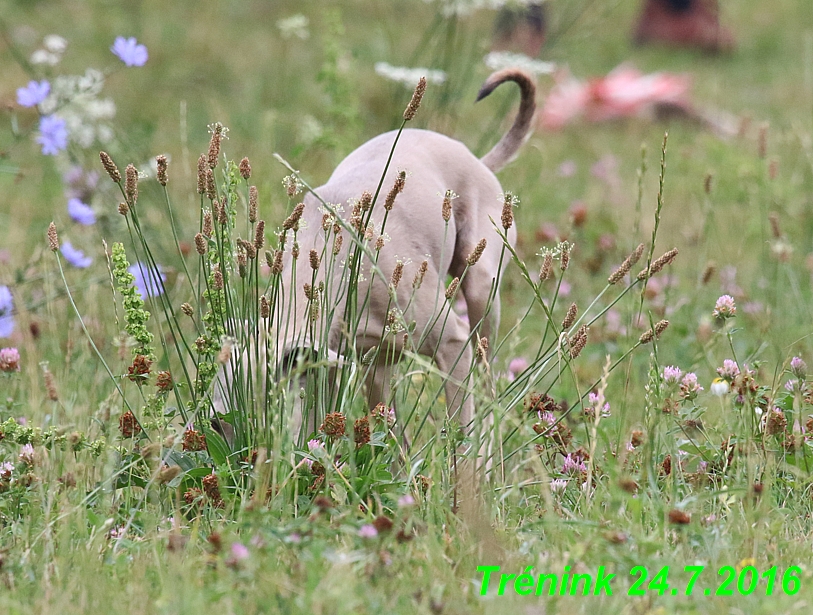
[
  {"left": 16, "top": 80, "right": 51, "bottom": 107},
  {"left": 37, "top": 115, "right": 68, "bottom": 155},
  {"left": 0, "top": 285, "right": 15, "bottom": 338},
  {"left": 67, "top": 198, "right": 96, "bottom": 225},
  {"left": 129, "top": 262, "right": 165, "bottom": 300},
  {"left": 60, "top": 242, "right": 93, "bottom": 268},
  {"left": 111, "top": 36, "right": 148, "bottom": 67}
]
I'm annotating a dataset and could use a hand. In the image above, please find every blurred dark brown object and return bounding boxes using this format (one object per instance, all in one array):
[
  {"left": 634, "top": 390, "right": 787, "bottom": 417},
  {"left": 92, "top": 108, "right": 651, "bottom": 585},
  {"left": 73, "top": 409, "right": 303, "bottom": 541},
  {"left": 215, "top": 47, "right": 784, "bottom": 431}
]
[{"left": 633, "top": 0, "right": 735, "bottom": 53}]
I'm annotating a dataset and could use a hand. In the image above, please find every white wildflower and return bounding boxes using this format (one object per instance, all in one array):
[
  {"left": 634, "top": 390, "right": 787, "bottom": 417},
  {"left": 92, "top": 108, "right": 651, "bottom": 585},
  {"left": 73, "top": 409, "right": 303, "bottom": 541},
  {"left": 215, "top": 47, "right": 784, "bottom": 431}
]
[
  {"left": 484, "top": 51, "right": 555, "bottom": 76},
  {"left": 375, "top": 62, "right": 446, "bottom": 88}
]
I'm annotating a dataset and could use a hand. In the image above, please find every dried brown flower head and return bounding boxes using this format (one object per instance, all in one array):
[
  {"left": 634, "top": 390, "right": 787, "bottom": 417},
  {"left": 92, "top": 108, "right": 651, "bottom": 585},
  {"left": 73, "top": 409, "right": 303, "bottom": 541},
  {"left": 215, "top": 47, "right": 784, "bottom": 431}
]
[
  {"left": 282, "top": 203, "right": 306, "bottom": 231},
  {"left": 127, "top": 354, "right": 152, "bottom": 384},
  {"left": 196, "top": 154, "right": 207, "bottom": 194},
  {"left": 207, "top": 123, "right": 223, "bottom": 169},
  {"left": 47, "top": 222, "right": 59, "bottom": 251},
  {"left": 156, "top": 370, "right": 173, "bottom": 393},
  {"left": 249, "top": 185, "right": 258, "bottom": 223},
  {"left": 466, "top": 238, "right": 487, "bottom": 267},
  {"left": 390, "top": 261, "right": 404, "bottom": 290},
  {"left": 668, "top": 509, "right": 691, "bottom": 525},
  {"left": 403, "top": 76, "right": 427, "bottom": 121},
  {"left": 125, "top": 164, "right": 138, "bottom": 204},
  {"left": 202, "top": 473, "right": 224, "bottom": 507},
  {"left": 118, "top": 202, "right": 129, "bottom": 216},
  {"left": 239, "top": 157, "right": 252, "bottom": 180},
  {"left": 321, "top": 412, "right": 347, "bottom": 438},
  {"left": 254, "top": 219, "right": 265, "bottom": 251},
  {"left": 309, "top": 249, "right": 320, "bottom": 271},
  {"left": 561, "top": 302, "right": 578, "bottom": 331},
  {"left": 608, "top": 243, "right": 645, "bottom": 285},
  {"left": 99, "top": 151, "right": 121, "bottom": 183},
  {"left": 539, "top": 253, "right": 553, "bottom": 282},
  {"left": 354, "top": 416, "right": 371, "bottom": 446},
  {"left": 156, "top": 155, "right": 168, "bottom": 186},
  {"left": 385, "top": 171, "right": 406, "bottom": 211},
  {"left": 445, "top": 276, "right": 460, "bottom": 301},
  {"left": 637, "top": 248, "right": 678, "bottom": 281},
  {"left": 182, "top": 429, "right": 207, "bottom": 452},
  {"left": 194, "top": 232, "right": 208, "bottom": 255},
  {"left": 119, "top": 411, "right": 142, "bottom": 438},
  {"left": 413, "top": 260, "right": 428, "bottom": 289}
]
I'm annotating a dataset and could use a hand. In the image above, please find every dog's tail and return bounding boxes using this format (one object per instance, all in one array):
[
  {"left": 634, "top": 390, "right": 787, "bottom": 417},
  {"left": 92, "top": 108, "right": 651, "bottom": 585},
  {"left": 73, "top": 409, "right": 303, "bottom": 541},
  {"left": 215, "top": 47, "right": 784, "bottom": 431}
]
[{"left": 477, "top": 68, "right": 536, "bottom": 173}]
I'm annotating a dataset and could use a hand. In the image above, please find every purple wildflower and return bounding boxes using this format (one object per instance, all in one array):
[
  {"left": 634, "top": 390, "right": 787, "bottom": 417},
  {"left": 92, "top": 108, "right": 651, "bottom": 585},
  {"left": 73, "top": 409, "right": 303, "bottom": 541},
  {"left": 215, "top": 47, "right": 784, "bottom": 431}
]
[
  {"left": 128, "top": 262, "right": 165, "bottom": 300},
  {"left": 358, "top": 524, "right": 378, "bottom": 539},
  {"left": 60, "top": 241, "right": 93, "bottom": 268},
  {"left": 790, "top": 356, "right": 807, "bottom": 379},
  {"left": 679, "top": 372, "right": 703, "bottom": 400},
  {"left": 717, "top": 359, "right": 740, "bottom": 381},
  {"left": 16, "top": 80, "right": 50, "bottom": 107},
  {"left": 37, "top": 115, "right": 68, "bottom": 155},
  {"left": 67, "top": 198, "right": 96, "bottom": 225},
  {"left": 508, "top": 357, "right": 528, "bottom": 381},
  {"left": 538, "top": 410, "right": 556, "bottom": 426},
  {"left": 398, "top": 494, "right": 415, "bottom": 508},
  {"left": 0, "top": 286, "right": 14, "bottom": 338},
  {"left": 111, "top": 36, "right": 148, "bottom": 67},
  {"left": 19, "top": 443, "right": 36, "bottom": 466},
  {"left": 662, "top": 365, "right": 683, "bottom": 385},
  {"left": 0, "top": 347, "right": 21, "bottom": 372},
  {"left": 230, "top": 542, "right": 250, "bottom": 561},
  {"left": 713, "top": 294, "right": 736, "bottom": 319},
  {"left": 587, "top": 392, "right": 611, "bottom": 417},
  {"left": 562, "top": 454, "right": 587, "bottom": 475}
]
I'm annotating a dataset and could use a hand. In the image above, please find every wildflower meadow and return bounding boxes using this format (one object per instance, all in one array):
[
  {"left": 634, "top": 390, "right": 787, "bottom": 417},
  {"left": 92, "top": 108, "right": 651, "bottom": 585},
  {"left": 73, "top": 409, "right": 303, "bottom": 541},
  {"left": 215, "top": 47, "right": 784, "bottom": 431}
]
[{"left": 1, "top": 1, "right": 813, "bottom": 613}]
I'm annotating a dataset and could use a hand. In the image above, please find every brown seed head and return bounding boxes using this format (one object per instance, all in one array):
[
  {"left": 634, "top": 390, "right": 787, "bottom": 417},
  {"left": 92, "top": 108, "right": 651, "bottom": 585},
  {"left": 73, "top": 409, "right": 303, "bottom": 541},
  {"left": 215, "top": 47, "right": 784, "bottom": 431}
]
[
  {"left": 99, "top": 151, "right": 121, "bottom": 183},
  {"left": 701, "top": 262, "right": 716, "bottom": 285},
  {"left": 283, "top": 203, "right": 305, "bottom": 231},
  {"left": 385, "top": 170, "right": 407, "bottom": 211},
  {"left": 476, "top": 336, "right": 489, "bottom": 362},
  {"left": 561, "top": 302, "right": 578, "bottom": 331},
  {"left": 47, "top": 222, "right": 59, "bottom": 251},
  {"left": 201, "top": 212, "right": 213, "bottom": 239},
  {"left": 391, "top": 261, "right": 404, "bottom": 290},
  {"left": 442, "top": 190, "right": 454, "bottom": 222},
  {"left": 569, "top": 325, "right": 588, "bottom": 359},
  {"left": 217, "top": 197, "right": 228, "bottom": 226},
  {"left": 668, "top": 509, "right": 691, "bottom": 525},
  {"left": 43, "top": 367, "right": 59, "bottom": 401},
  {"left": 403, "top": 76, "right": 427, "bottom": 121},
  {"left": 445, "top": 277, "right": 460, "bottom": 300},
  {"left": 239, "top": 157, "right": 251, "bottom": 180},
  {"left": 196, "top": 154, "right": 207, "bottom": 194},
  {"left": 254, "top": 219, "right": 265, "bottom": 251},
  {"left": 182, "top": 429, "right": 207, "bottom": 452},
  {"left": 466, "top": 238, "right": 487, "bottom": 267},
  {"left": 501, "top": 192, "right": 515, "bottom": 230},
  {"left": 125, "top": 164, "right": 138, "bottom": 204},
  {"left": 271, "top": 249, "right": 284, "bottom": 274},
  {"left": 181, "top": 302, "right": 194, "bottom": 317},
  {"left": 194, "top": 233, "right": 208, "bottom": 255},
  {"left": 637, "top": 248, "right": 678, "bottom": 280},
  {"left": 207, "top": 123, "right": 222, "bottom": 169},
  {"left": 359, "top": 190, "right": 373, "bottom": 212},
  {"left": 354, "top": 416, "right": 371, "bottom": 446},
  {"left": 539, "top": 253, "right": 553, "bottom": 282},
  {"left": 156, "top": 155, "right": 168, "bottom": 186},
  {"left": 332, "top": 233, "right": 343, "bottom": 256},
  {"left": 757, "top": 122, "right": 768, "bottom": 159},
  {"left": 769, "top": 212, "right": 781, "bottom": 239},
  {"left": 560, "top": 242, "right": 571, "bottom": 271},
  {"left": 202, "top": 473, "right": 223, "bottom": 507},
  {"left": 291, "top": 242, "right": 300, "bottom": 260},
  {"left": 372, "top": 515, "right": 394, "bottom": 533},
  {"left": 630, "top": 430, "right": 644, "bottom": 447},
  {"left": 213, "top": 266, "right": 224, "bottom": 290},
  {"left": 321, "top": 412, "right": 346, "bottom": 438},
  {"left": 608, "top": 243, "right": 645, "bottom": 284},
  {"left": 248, "top": 185, "right": 258, "bottom": 223},
  {"left": 260, "top": 295, "right": 270, "bottom": 318},
  {"left": 118, "top": 202, "right": 129, "bottom": 216},
  {"left": 119, "top": 411, "right": 141, "bottom": 438},
  {"left": 309, "top": 249, "right": 320, "bottom": 271},
  {"left": 413, "top": 260, "right": 428, "bottom": 289},
  {"left": 205, "top": 168, "right": 216, "bottom": 201}
]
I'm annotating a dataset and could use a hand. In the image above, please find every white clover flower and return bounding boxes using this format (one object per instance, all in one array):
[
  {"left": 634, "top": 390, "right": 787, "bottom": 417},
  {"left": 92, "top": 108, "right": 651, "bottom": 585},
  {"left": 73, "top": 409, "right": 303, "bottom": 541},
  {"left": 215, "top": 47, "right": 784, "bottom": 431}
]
[
  {"left": 375, "top": 62, "right": 446, "bottom": 88},
  {"left": 277, "top": 14, "right": 310, "bottom": 40},
  {"left": 43, "top": 34, "right": 68, "bottom": 53},
  {"left": 484, "top": 51, "right": 555, "bottom": 76}
]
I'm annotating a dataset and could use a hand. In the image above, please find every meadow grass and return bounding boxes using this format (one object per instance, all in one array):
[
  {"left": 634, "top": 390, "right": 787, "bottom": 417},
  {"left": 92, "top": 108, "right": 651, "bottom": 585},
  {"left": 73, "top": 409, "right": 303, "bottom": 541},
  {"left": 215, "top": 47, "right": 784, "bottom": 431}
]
[{"left": 2, "top": 1, "right": 813, "bottom": 613}]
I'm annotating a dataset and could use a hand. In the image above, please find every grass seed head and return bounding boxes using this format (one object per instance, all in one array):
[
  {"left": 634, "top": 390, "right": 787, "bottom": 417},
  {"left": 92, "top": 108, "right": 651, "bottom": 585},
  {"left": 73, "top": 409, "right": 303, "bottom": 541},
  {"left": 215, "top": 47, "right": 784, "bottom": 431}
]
[
  {"left": 403, "top": 76, "right": 426, "bottom": 121},
  {"left": 239, "top": 156, "right": 251, "bottom": 180},
  {"left": 47, "top": 222, "right": 59, "bottom": 251},
  {"left": 99, "top": 151, "right": 121, "bottom": 183},
  {"left": 125, "top": 164, "right": 138, "bottom": 204},
  {"left": 466, "top": 238, "right": 487, "bottom": 267},
  {"left": 249, "top": 186, "right": 258, "bottom": 223},
  {"left": 156, "top": 154, "right": 168, "bottom": 186},
  {"left": 196, "top": 154, "right": 206, "bottom": 194}
]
